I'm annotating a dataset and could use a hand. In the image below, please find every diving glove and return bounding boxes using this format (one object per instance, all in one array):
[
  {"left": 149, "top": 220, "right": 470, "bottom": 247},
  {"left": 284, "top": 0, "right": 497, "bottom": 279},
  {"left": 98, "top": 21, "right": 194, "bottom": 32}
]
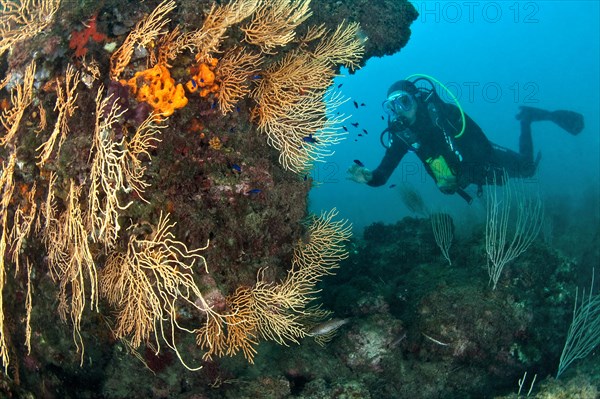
[{"left": 347, "top": 164, "right": 373, "bottom": 184}]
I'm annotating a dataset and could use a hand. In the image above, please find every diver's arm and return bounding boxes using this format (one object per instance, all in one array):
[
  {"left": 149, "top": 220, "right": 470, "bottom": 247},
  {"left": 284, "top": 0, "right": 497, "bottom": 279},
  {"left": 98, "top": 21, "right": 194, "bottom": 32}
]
[{"left": 367, "top": 140, "right": 408, "bottom": 187}]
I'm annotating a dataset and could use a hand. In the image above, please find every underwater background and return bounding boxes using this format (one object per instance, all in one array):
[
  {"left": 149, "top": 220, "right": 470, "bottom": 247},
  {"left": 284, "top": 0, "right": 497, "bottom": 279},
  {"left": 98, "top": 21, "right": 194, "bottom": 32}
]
[
  {"left": 310, "top": 0, "right": 599, "bottom": 234},
  {"left": 0, "top": 0, "right": 598, "bottom": 398}
]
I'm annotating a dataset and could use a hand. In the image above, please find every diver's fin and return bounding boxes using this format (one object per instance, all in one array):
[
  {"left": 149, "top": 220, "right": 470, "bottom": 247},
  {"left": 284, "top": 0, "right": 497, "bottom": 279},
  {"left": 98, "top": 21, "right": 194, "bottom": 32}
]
[
  {"left": 549, "top": 110, "right": 584, "bottom": 135},
  {"left": 516, "top": 106, "right": 552, "bottom": 122},
  {"left": 516, "top": 106, "right": 584, "bottom": 135}
]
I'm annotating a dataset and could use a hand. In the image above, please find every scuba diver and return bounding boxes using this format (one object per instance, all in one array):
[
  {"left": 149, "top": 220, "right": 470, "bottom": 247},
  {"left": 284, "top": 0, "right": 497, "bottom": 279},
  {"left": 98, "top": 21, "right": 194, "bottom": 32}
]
[{"left": 347, "top": 76, "right": 585, "bottom": 203}]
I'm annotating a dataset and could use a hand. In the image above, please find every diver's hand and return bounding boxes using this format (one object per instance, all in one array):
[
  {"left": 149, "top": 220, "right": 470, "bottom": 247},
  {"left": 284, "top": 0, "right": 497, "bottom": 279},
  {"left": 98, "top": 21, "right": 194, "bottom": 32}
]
[{"left": 347, "top": 164, "right": 373, "bottom": 184}]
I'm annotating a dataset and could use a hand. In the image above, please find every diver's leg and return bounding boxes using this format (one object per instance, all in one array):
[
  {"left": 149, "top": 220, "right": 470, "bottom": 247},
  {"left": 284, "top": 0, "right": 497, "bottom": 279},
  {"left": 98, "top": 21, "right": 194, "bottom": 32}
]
[
  {"left": 519, "top": 119, "right": 534, "bottom": 166},
  {"left": 514, "top": 107, "right": 542, "bottom": 175},
  {"left": 488, "top": 144, "right": 537, "bottom": 180}
]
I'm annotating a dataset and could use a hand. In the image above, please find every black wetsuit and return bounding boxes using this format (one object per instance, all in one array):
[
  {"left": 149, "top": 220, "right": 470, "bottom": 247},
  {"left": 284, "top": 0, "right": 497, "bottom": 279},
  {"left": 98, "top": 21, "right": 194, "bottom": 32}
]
[{"left": 368, "top": 98, "right": 536, "bottom": 200}]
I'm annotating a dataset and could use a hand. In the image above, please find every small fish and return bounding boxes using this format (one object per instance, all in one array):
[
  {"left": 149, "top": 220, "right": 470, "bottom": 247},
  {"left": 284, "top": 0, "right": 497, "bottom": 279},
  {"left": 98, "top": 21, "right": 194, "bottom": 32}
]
[
  {"left": 231, "top": 164, "right": 241, "bottom": 173},
  {"left": 308, "top": 318, "right": 349, "bottom": 337},
  {"left": 337, "top": 83, "right": 343, "bottom": 89},
  {"left": 353, "top": 159, "right": 364, "bottom": 167},
  {"left": 236, "top": 106, "right": 241, "bottom": 113},
  {"left": 362, "top": 129, "right": 368, "bottom": 134},
  {"left": 251, "top": 74, "right": 262, "bottom": 80},
  {"left": 389, "top": 184, "right": 397, "bottom": 188},
  {"left": 354, "top": 139, "right": 358, "bottom": 142},
  {"left": 303, "top": 174, "right": 308, "bottom": 181},
  {"left": 358, "top": 134, "right": 363, "bottom": 137},
  {"left": 191, "top": 80, "right": 197, "bottom": 89},
  {"left": 353, "top": 100, "right": 359, "bottom": 108},
  {"left": 381, "top": 115, "right": 385, "bottom": 120},
  {"left": 302, "top": 134, "right": 319, "bottom": 143},
  {"left": 246, "top": 188, "right": 262, "bottom": 195},
  {"left": 200, "top": 78, "right": 205, "bottom": 83},
  {"left": 360, "top": 103, "right": 366, "bottom": 107},
  {"left": 351, "top": 122, "right": 359, "bottom": 128},
  {"left": 342, "top": 126, "right": 348, "bottom": 132}
]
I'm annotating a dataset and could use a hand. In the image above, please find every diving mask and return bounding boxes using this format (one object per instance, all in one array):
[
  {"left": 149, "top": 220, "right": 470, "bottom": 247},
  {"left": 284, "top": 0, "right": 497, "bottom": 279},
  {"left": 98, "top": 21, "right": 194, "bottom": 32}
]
[{"left": 383, "top": 91, "right": 416, "bottom": 119}]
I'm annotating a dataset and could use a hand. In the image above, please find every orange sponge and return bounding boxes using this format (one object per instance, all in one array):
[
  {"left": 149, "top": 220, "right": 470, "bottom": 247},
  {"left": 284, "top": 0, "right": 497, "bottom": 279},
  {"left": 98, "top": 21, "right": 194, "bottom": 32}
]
[{"left": 122, "top": 64, "right": 188, "bottom": 117}]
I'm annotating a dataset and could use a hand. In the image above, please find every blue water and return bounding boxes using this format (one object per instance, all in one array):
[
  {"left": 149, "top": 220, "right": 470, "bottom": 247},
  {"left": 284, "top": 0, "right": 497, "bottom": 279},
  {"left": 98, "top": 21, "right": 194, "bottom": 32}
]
[{"left": 309, "top": 1, "right": 600, "bottom": 234}]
